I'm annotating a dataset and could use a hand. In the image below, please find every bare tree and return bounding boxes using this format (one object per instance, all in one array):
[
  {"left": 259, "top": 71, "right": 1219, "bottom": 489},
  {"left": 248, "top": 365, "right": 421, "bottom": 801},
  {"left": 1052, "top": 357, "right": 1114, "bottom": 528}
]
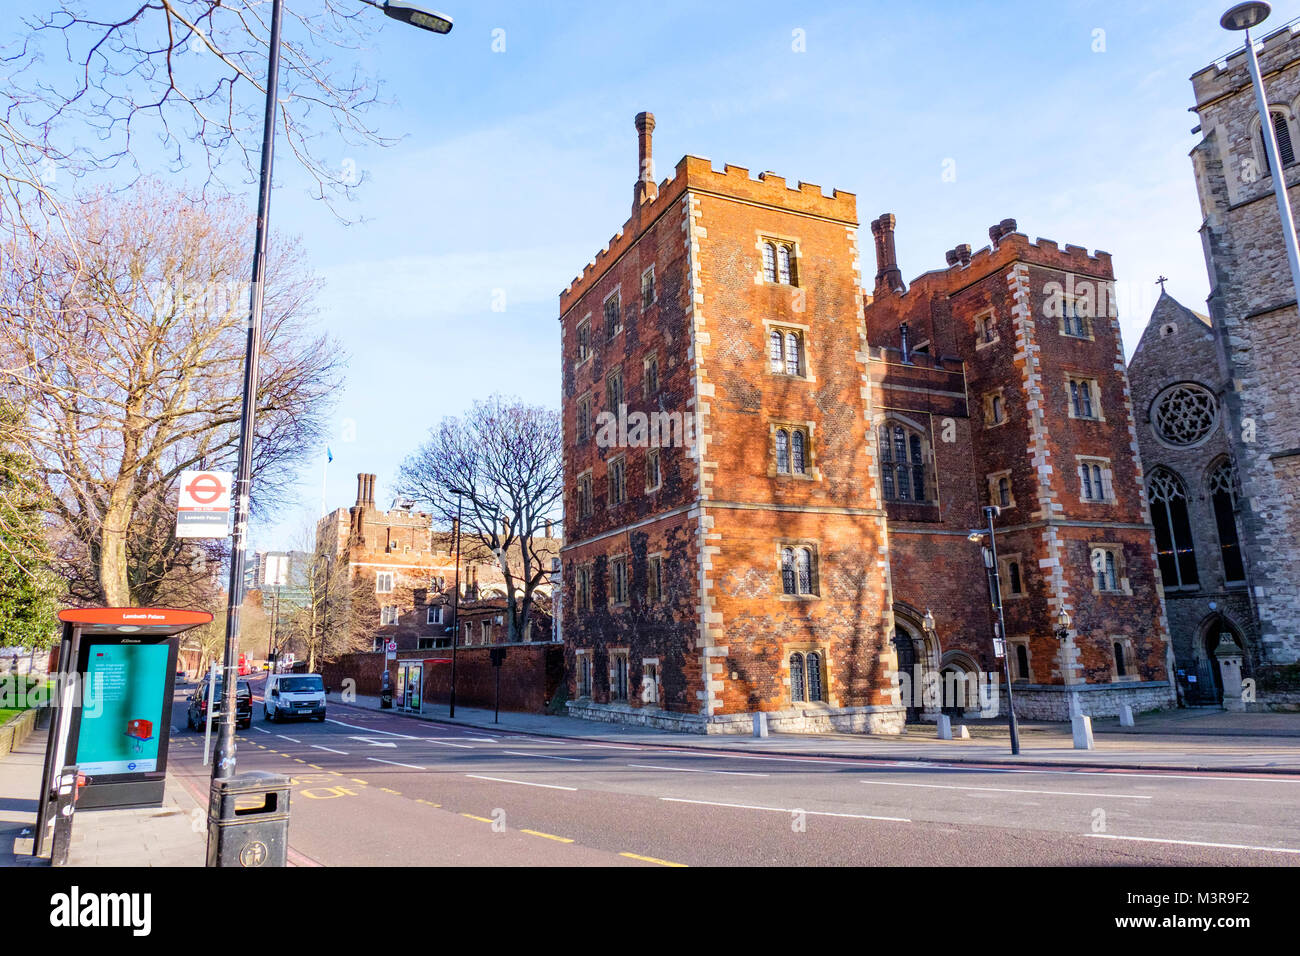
[
  {"left": 0, "top": 183, "right": 342, "bottom": 607},
  {"left": 3, "top": 1, "right": 402, "bottom": 211},
  {"left": 397, "top": 396, "right": 562, "bottom": 644}
]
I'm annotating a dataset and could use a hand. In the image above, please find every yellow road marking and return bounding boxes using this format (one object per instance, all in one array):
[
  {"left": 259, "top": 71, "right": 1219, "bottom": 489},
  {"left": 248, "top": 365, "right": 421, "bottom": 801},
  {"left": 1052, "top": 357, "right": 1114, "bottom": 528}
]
[
  {"left": 620, "top": 852, "right": 686, "bottom": 867},
  {"left": 380, "top": 787, "right": 401, "bottom": 795},
  {"left": 351, "top": 778, "right": 368, "bottom": 786},
  {"left": 461, "top": 813, "right": 493, "bottom": 823},
  {"left": 522, "top": 829, "right": 573, "bottom": 843},
  {"left": 307, "top": 764, "right": 323, "bottom": 770},
  {"left": 293, "top": 758, "right": 307, "bottom": 764},
  {"left": 300, "top": 786, "right": 358, "bottom": 800},
  {"left": 415, "top": 799, "right": 442, "bottom": 807}
]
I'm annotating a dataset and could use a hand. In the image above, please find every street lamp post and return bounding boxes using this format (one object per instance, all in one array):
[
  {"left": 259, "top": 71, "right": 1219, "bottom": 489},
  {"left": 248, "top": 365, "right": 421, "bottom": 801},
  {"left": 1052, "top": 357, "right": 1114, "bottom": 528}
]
[
  {"left": 211, "top": 0, "right": 453, "bottom": 786},
  {"left": 968, "top": 505, "right": 1020, "bottom": 756},
  {"left": 448, "top": 488, "right": 465, "bottom": 718},
  {"left": 1054, "top": 609, "right": 1075, "bottom": 717},
  {"left": 1221, "top": 2, "right": 1300, "bottom": 302}
]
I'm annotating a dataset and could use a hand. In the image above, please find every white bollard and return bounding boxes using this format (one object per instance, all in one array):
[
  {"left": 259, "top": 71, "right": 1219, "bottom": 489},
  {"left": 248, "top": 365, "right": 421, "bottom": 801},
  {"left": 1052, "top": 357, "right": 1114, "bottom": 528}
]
[
  {"left": 936, "top": 714, "right": 952, "bottom": 740},
  {"left": 954, "top": 724, "right": 971, "bottom": 739},
  {"left": 752, "top": 712, "right": 769, "bottom": 738},
  {"left": 1119, "top": 704, "right": 1135, "bottom": 727},
  {"left": 1072, "top": 714, "right": 1095, "bottom": 750}
]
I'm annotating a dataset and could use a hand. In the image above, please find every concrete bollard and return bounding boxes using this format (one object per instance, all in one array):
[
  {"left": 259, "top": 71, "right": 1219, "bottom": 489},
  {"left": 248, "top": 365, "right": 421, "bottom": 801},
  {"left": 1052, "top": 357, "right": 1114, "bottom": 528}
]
[
  {"left": 1119, "top": 704, "right": 1135, "bottom": 727},
  {"left": 1072, "top": 714, "right": 1095, "bottom": 750},
  {"left": 936, "top": 714, "right": 952, "bottom": 740},
  {"left": 752, "top": 712, "right": 769, "bottom": 738},
  {"left": 954, "top": 724, "right": 971, "bottom": 739}
]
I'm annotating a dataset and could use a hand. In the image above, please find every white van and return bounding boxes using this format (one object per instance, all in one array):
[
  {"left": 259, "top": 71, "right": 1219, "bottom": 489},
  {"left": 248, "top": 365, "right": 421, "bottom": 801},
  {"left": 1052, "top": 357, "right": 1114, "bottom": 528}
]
[{"left": 263, "top": 672, "right": 327, "bottom": 722}]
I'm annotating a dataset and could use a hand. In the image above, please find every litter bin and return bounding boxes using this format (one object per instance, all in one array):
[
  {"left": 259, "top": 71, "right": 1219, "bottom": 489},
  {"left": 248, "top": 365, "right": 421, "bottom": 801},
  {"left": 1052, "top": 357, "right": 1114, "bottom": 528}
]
[{"left": 206, "top": 771, "right": 291, "bottom": 867}]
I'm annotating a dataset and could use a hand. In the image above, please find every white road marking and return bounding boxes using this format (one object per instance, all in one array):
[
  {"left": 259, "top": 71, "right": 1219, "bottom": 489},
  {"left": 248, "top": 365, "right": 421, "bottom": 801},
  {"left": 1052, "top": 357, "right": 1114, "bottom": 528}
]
[
  {"left": 978, "top": 766, "right": 1300, "bottom": 784},
  {"left": 860, "top": 780, "right": 1152, "bottom": 800},
  {"left": 253, "top": 727, "right": 271, "bottom": 734},
  {"left": 274, "top": 735, "right": 301, "bottom": 743},
  {"left": 325, "top": 718, "right": 418, "bottom": 739},
  {"left": 368, "top": 757, "right": 426, "bottom": 770},
  {"left": 628, "top": 763, "right": 768, "bottom": 777},
  {"left": 503, "top": 750, "right": 584, "bottom": 762},
  {"left": 426, "top": 740, "right": 473, "bottom": 749},
  {"left": 465, "top": 774, "right": 577, "bottom": 792},
  {"left": 310, "top": 745, "right": 349, "bottom": 755},
  {"left": 466, "top": 737, "right": 498, "bottom": 743},
  {"left": 1086, "top": 833, "right": 1300, "bottom": 855},
  {"left": 661, "top": 797, "right": 910, "bottom": 822},
  {"left": 348, "top": 736, "right": 398, "bottom": 749}
]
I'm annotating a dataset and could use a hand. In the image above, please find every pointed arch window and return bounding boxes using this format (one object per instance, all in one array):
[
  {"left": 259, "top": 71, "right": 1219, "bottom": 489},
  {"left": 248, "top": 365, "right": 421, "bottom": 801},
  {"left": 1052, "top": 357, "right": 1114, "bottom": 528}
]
[
  {"left": 781, "top": 545, "right": 817, "bottom": 596},
  {"left": 762, "top": 242, "right": 777, "bottom": 283},
  {"left": 1149, "top": 468, "right": 1198, "bottom": 590},
  {"left": 1207, "top": 460, "right": 1246, "bottom": 584},
  {"left": 1261, "top": 110, "right": 1296, "bottom": 172},
  {"left": 1015, "top": 644, "right": 1030, "bottom": 681},
  {"left": 768, "top": 329, "right": 784, "bottom": 371},
  {"left": 776, "top": 429, "right": 790, "bottom": 473}
]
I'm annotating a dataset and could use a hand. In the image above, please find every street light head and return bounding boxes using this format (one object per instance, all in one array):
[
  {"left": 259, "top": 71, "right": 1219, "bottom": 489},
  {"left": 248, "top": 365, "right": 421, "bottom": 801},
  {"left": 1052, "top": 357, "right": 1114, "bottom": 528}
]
[
  {"left": 967, "top": 530, "right": 984, "bottom": 543},
  {"left": 1057, "top": 609, "right": 1072, "bottom": 631},
  {"left": 983, "top": 504, "right": 1002, "bottom": 519},
  {"left": 923, "top": 609, "right": 936, "bottom": 632},
  {"left": 448, "top": 485, "right": 468, "bottom": 496},
  {"left": 1221, "top": 1, "right": 1271, "bottom": 30},
  {"left": 383, "top": 1, "right": 454, "bottom": 33}
]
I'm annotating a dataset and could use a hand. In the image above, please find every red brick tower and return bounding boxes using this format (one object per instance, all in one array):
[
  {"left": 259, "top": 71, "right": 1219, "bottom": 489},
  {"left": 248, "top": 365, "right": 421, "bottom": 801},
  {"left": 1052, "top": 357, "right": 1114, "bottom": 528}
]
[{"left": 560, "top": 115, "right": 900, "bottom": 732}]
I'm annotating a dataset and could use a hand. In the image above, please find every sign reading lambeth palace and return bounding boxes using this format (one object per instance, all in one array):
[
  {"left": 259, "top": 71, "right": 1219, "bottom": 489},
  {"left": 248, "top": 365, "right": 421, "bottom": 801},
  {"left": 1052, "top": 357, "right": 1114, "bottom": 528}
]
[{"left": 175, "top": 470, "right": 233, "bottom": 539}]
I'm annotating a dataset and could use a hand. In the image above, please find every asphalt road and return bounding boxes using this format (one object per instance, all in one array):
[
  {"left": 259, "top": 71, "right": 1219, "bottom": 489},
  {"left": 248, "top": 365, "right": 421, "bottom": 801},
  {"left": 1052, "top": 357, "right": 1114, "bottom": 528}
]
[{"left": 166, "top": 679, "right": 1300, "bottom": 867}]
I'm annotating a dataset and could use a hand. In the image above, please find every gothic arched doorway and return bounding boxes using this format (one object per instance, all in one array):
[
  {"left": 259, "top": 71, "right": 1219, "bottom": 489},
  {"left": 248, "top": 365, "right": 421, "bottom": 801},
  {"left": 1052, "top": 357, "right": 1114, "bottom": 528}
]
[{"left": 892, "top": 626, "right": 921, "bottom": 723}]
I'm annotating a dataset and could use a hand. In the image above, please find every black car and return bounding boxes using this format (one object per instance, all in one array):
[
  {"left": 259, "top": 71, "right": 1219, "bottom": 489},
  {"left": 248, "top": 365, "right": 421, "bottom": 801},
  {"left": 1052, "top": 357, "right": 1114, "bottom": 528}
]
[{"left": 187, "top": 676, "right": 253, "bottom": 730}]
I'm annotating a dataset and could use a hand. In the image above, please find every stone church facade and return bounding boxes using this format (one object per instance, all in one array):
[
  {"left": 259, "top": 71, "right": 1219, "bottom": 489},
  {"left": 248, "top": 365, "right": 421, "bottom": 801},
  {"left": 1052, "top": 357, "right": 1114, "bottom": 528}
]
[
  {"left": 556, "top": 114, "right": 1175, "bottom": 733},
  {"left": 1188, "top": 25, "right": 1300, "bottom": 669}
]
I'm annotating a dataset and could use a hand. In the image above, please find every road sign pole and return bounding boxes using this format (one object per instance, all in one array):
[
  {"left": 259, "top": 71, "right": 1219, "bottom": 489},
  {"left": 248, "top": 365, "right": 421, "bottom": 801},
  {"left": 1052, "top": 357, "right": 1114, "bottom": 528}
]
[{"left": 213, "top": 0, "right": 284, "bottom": 787}]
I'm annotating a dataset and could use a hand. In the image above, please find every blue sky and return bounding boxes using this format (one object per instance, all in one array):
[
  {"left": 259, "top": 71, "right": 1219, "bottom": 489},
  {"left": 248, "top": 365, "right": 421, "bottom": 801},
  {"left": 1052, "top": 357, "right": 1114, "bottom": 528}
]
[{"left": 11, "top": 0, "right": 1297, "bottom": 549}]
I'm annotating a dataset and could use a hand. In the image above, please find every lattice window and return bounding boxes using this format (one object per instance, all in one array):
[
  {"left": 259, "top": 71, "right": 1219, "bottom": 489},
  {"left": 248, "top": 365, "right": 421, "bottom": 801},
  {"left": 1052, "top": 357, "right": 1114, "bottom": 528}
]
[
  {"left": 790, "top": 652, "right": 805, "bottom": 702},
  {"left": 1207, "top": 460, "right": 1245, "bottom": 584},
  {"left": 1149, "top": 468, "right": 1198, "bottom": 589},
  {"left": 806, "top": 652, "right": 823, "bottom": 702},
  {"left": 1152, "top": 384, "right": 1217, "bottom": 446},
  {"left": 879, "top": 422, "right": 929, "bottom": 503}
]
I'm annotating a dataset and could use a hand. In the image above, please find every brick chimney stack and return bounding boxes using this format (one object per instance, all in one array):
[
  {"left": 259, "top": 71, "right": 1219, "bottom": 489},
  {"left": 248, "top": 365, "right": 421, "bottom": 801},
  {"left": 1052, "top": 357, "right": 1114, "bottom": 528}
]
[
  {"left": 871, "top": 214, "right": 905, "bottom": 295},
  {"left": 989, "top": 218, "right": 1018, "bottom": 247},
  {"left": 354, "top": 472, "right": 376, "bottom": 507},
  {"left": 634, "top": 111, "right": 657, "bottom": 208}
]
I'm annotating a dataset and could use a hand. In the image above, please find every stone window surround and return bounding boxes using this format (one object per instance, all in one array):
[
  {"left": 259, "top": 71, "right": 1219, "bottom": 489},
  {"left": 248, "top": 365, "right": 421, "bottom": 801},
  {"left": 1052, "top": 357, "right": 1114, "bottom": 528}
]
[
  {"left": 640, "top": 656, "right": 662, "bottom": 706},
  {"left": 1076, "top": 455, "right": 1115, "bottom": 504},
  {"left": 785, "top": 641, "right": 830, "bottom": 706},
  {"left": 769, "top": 419, "right": 819, "bottom": 480},
  {"left": 642, "top": 351, "right": 660, "bottom": 398},
  {"left": 603, "top": 287, "right": 623, "bottom": 340},
  {"left": 1065, "top": 374, "right": 1105, "bottom": 422},
  {"left": 983, "top": 387, "right": 1008, "bottom": 428},
  {"left": 974, "top": 308, "right": 1000, "bottom": 349},
  {"left": 987, "top": 469, "right": 1015, "bottom": 511},
  {"left": 609, "top": 647, "right": 631, "bottom": 702},
  {"left": 999, "top": 552, "right": 1026, "bottom": 601},
  {"left": 1089, "top": 542, "right": 1132, "bottom": 596},
  {"left": 1247, "top": 104, "right": 1298, "bottom": 179},
  {"left": 375, "top": 571, "right": 395, "bottom": 594},
  {"left": 574, "top": 648, "right": 593, "bottom": 698},
  {"left": 641, "top": 265, "right": 656, "bottom": 309},
  {"left": 608, "top": 553, "right": 630, "bottom": 607},
  {"left": 607, "top": 454, "right": 627, "bottom": 507},
  {"left": 645, "top": 447, "right": 662, "bottom": 493},
  {"left": 1056, "top": 288, "right": 1096, "bottom": 341},
  {"left": 1109, "top": 634, "right": 1139, "bottom": 683},
  {"left": 576, "top": 470, "right": 593, "bottom": 518},
  {"left": 1008, "top": 636, "right": 1033, "bottom": 682},
  {"left": 575, "top": 564, "right": 593, "bottom": 612},
  {"left": 575, "top": 313, "right": 592, "bottom": 367},
  {"left": 577, "top": 392, "right": 593, "bottom": 443},
  {"left": 646, "top": 552, "right": 663, "bottom": 603},
  {"left": 776, "top": 539, "right": 821, "bottom": 600},
  {"left": 762, "top": 318, "right": 815, "bottom": 382},
  {"left": 755, "top": 231, "right": 802, "bottom": 286}
]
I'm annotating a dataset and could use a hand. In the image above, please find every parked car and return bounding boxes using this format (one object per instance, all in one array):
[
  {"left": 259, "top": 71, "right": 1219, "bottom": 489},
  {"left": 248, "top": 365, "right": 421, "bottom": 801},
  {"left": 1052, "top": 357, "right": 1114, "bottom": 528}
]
[
  {"left": 187, "top": 675, "right": 253, "bottom": 730},
  {"left": 263, "top": 672, "right": 327, "bottom": 722}
]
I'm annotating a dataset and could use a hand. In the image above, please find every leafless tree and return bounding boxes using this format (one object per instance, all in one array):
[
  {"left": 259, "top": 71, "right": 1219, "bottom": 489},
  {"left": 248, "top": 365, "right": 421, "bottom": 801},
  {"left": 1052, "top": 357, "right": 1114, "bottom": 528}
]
[
  {"left": 0, "top": 183, "right": 342, "bottom": 608},
  {"left": 3, "top": 1, "right": 401, "bottom": 212},
  {"left": 397, "top": 397, "right": 562, "bottom": 644}
]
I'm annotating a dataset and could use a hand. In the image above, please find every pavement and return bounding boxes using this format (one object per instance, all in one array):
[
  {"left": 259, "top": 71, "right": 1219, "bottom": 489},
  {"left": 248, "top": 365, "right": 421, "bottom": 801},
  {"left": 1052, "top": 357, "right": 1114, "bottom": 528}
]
[
  {"left": 325, "top": 692, "right": 1300, "bottom": 774},
  {"left": 0, "top": 723, "right": 207, "bottom": 867}
]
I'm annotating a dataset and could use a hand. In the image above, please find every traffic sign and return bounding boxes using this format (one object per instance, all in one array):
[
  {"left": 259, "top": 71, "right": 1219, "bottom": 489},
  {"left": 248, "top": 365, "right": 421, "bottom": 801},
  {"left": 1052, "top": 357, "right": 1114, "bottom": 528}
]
[
  {"left": 386, "top": 641, "right": 398, "bottom": 652},
  {"left": 175, "top": 470, "right": 233, "bottom": 539}
]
